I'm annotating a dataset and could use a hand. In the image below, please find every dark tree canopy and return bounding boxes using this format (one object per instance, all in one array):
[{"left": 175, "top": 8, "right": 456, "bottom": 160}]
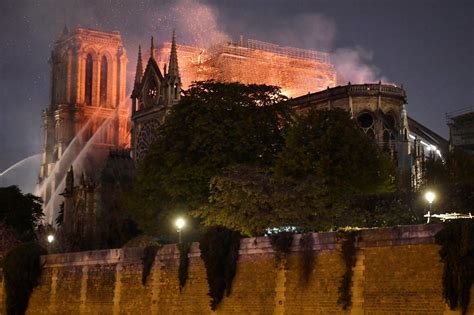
[
  {"left": 200, "top": 109, "right": 399, "bottom": 235},
  {"left": 422, "top": 149, "right": 474, "bottom": 213},
  {"left": 198, "top": 165, "right": 327, "bottom": 236},
  {"left": 128, "top": 81, "right": 289, "bottom": 235},
  {"left": 0, "top": 186, "right": 43, "bottom": 241},
  {"left": 128, "top": 83, "right": 402, "bottom": 237},
  {"left": 274, "top": 109, "right": 396, "bottom": 196}
]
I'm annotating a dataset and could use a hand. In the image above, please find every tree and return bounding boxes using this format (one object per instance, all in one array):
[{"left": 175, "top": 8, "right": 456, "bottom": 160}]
[
  {"left": 128, "top": 81, "right": 289, "bottom": 236},
  {"left": 0, "top": 185, "right": 43, "bottom": 241},
  {"left": 199, "top": 109, "right": 400, "bottom": 236},
  {"left": 198, "top": 165, "right": 328, "bottom": 236},
  {"left": 422, "top": 149, "right": 474, "bottom": 214},
  {"left": 274, "top": 109, "right": 396, "bottom": 196}
]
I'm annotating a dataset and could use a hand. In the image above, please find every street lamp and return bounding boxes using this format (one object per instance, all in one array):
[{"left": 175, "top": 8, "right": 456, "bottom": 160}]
[
  {"left": 425, "top": 191, "right": 436, "bottom": 223},
  {"left": 46, "top": 234, "right": 55, "bottom": 253},
  {"left": 175, "top": 217, "right": 185, "bottom": 243}
]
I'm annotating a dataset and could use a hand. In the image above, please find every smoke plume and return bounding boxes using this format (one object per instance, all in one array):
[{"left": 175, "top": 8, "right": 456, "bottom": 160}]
[{"left": 331, "top": 46, "right": 387, "bottom": 84}]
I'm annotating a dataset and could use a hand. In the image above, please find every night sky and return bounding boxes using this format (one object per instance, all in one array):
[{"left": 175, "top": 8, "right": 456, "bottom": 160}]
[{"left": 1, "top": 0, "right": 473, "bottom": 172}]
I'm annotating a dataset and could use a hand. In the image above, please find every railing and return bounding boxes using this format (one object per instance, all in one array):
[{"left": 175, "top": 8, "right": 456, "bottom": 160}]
[
  {"left": 247, "top": 39, "right": 330, "bottom": 63},
  {"left": 290, "top": 83, "right": 405, "bottom": 105},
  {"left": 207, "top": 39, "right": 331, "bottom": 64}
]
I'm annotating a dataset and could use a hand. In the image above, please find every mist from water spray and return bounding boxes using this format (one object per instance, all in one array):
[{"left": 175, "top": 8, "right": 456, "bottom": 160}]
[
  {"left": 34, "top": 107, "right": 105, "bottom": 198},
  {"left": 41, "top": 103, "right": 127, "bottom": 223},
  {"left": 0, "top": 154, "right": 41, "bottom": 177}
]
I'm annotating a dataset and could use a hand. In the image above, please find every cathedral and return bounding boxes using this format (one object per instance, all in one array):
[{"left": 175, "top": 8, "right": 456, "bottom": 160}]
[
  {"left": 130, "top": 31, "right": 182, "bottom": 162},
  {"left": 38, "top": 27, "right": 447, "bottom": 247},
  {"left": 38, "top": 27, "right": 129, "bottom": 225}
]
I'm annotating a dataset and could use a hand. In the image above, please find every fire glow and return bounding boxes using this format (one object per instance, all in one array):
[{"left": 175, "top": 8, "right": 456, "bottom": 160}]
[{"left": 153, "top": 37, "right": 337, "bottom": 98}]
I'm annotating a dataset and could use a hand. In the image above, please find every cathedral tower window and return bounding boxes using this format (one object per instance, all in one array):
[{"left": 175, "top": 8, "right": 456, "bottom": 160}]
[
  {"left": 85, "top": 54, "right": 93, "bottom": 105},
  {"left": 100, "top": 55, "right": 108, "bottom": 106},
  {"left": 144, "top": 77, "right": 158, "bottom": 108}
]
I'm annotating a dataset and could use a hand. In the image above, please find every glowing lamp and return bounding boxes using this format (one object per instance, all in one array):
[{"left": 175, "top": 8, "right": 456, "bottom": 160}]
[
  {"left": 47, "top": 234, "right": 55, "bottom": 243},
  {"left": 175, "top": 218, "right": 185, "bottom": 230},
  {"left": 425, "top": 191, "right": 435, "bottom": 204},
  {"left": 175, "top": 217, "right": 185, "bottom": 244}
]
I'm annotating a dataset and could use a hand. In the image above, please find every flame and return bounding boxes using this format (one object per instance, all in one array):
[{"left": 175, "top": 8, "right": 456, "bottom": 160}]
[{"left": 154, "top": 39, "right": 336, "bottom": 98}]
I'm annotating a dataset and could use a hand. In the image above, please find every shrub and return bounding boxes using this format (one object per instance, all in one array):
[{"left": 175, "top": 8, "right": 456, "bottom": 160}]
[
  {"left": 178, "top": 242, "right": 191, "bottom": 291},
  {"left": 435, "top": 219, "right": 474, "bottom": 315},
  {"left": 269, "top": 231, "right": 294, "bottom": 264},
  {"left": 199, "top": 226, "right": 241, "bottom": 310},
  {"left": 299, "top": 233, "right": 316, "bottom": 284},
  {"left": 141, "top": 245, "right": 161, "bottom": 285},
  {"left": 337, "top": 230, "right": 359, "bottom": 310},
  {"left": 3, "top": 242, "right": 47, "bottom": 315}
]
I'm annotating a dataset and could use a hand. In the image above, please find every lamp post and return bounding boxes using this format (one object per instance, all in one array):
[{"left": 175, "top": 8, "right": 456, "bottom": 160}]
[
  {"left": 47, "top": 234, "right": 55, "bottom": 252},
  {"left": 425, "top": 191, "right": 436, "bottom": 223},
  {"left": 175, "top": 217, "right": 185, "bottom": 243}
]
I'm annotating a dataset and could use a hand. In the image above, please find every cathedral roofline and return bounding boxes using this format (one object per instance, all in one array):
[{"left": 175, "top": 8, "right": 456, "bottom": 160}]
[
  {"left": 289, "top": 83, "right": 407, "bottom": 109},
  {"left": 55, "top": 27, "right": 123, "bottom": 47}
]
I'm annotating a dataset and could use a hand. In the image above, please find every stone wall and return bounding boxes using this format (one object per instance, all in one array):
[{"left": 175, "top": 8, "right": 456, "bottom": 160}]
[{"left": 1, "top": 224, "right": 472, "bottom": 314}]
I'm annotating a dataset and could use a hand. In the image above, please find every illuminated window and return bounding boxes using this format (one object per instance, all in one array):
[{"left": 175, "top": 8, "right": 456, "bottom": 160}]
[
  {"left": 100, "top": 56, "right": 108, "bottom": 106},
  {"left": 85, "top": 54, "right": 93, "bottom": 105}
]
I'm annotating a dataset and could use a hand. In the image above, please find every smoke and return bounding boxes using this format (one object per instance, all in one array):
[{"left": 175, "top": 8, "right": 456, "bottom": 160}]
[
  {"left": 272, "top": 13, "right": 336, "bottom": 52},
  {"left": 0, "top": 0, "right": 391, "bottom": 173},
  {"left": 135, "top": 0, "right": 230, "bottom": 48},
  {"left": 169, "top": 0, "right": 230, "bottom": 47},
  {"left": 331, "top": 46, "right": 388, "bottom": 84}
]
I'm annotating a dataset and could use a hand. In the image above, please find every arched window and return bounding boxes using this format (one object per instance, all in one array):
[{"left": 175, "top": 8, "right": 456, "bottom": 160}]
[
  {"left": 100, "top": 55, "right": 108, "bottom": 106},
  {"left": 85, "top": 54, "right": 93, "bottom": 105},
  {"left": 144, "top": 77, "right": 158, "bottom": 108}
]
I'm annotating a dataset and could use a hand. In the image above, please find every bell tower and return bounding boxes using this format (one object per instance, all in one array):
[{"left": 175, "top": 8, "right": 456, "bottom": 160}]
[{"left": 38, "top": 27, "right": 129, "bottom": 223}]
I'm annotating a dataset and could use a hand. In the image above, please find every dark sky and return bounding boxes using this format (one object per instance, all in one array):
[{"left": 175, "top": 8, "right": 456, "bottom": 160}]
[{"left": 1, "top": 0, "right": 473, "bottom": 171}]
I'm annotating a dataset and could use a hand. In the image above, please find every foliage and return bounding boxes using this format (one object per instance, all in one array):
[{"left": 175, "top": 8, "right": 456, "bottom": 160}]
[
  {"left": 3, "top": 242, "right": 47, "bottom": 315},
  {"left": 55, "top": 203, "right": 64, "bottom": 226},
  {"left": 141, "top": 245, "right": 161, "bottom": 285},
  {"left": 198, "top": 165, "right": 327, "bottom": 235},
  {"left": 34, "top": 224, "right": 58, "bottom": 253},
  {"left": 123, "top": 235, "right": 161, "bottom": 248},
  {"left": 275, "top": 109, "right": 396, "bottom": 196},
  {"left": 349, "top": 192, "right": 420, "bottom": 227},
  {"left": 0, "top": 222, "right": 21, "bottom": 260},
  {"left": 435, "top": 219, "right": 474, "bottom": 314},
  {"left": 299, "top": 233, "right": 316, "bottom": 284},
  {"left": 0, "top": 185, "right": 44, "bottom": 241},
  {"left": 337, "top": 230, "right": 359, "bottom": 310},
  {"left": 269, "top": 231, "right": 294, "bottom": 264},
  {"left": 199, "top": 109, "right": 399, "bottom": 235},
  {"left": 422, "top": 150, "right": 474, "bottom": 214},
  {"left": 178, "top": 242, "right": 191, "bottom": 291},
  {"left": 128, "top": 81, "right": 289, "bottom": 236},
  {"left": 199, "top": 226, "right": 241, "bottom": 310},
  {"left": 97, "top": 153, "right": 140, "bottom": 249}
]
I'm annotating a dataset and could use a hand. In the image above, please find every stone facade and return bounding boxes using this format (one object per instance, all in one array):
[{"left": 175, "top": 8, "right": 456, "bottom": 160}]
[
  {"left": 38, "top": 27, "right": 129, "bottom": 223},
  {"left": 447, "top": 107, "right": 474, "bottom": 154},
  {"left": 0, "top": 224, "right": 469, "bottom": 314},
  {"left": 130, "top": 32, "right": 182, "bottom": 162}
]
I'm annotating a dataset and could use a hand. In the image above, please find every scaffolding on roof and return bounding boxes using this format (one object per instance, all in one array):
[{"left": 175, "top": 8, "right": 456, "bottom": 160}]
[
  {"left": 207, "top": 38, "right": 331, "bottom": 64},
  {"left": 246, "top": 39, "right": 330, "bottom": 63}
]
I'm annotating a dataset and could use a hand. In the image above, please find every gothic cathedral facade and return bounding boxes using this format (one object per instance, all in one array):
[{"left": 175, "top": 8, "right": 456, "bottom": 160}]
[
  {"left": 130, "top": 31, "right": 182, "bottom": 162},
  {"left": 38, "top": 27, "right": 129, "bottom": 222}
]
